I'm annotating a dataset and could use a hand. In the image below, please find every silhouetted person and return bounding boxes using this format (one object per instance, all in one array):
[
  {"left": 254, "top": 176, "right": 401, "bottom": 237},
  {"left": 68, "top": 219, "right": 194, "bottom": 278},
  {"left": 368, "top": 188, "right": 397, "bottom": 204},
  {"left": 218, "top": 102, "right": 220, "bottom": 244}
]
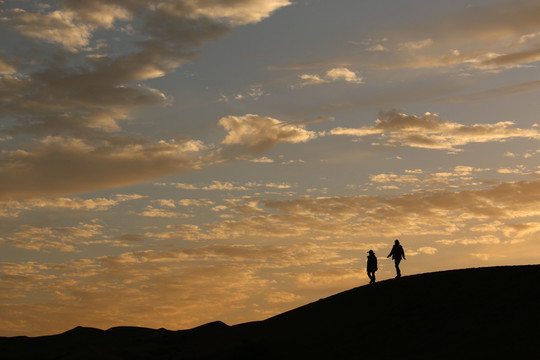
[
  {"left": 387, "top": 239, "right": 406, "bottom": 278},
  {"left": 367, "top": 250, "right": 378, "bottom": 284}
]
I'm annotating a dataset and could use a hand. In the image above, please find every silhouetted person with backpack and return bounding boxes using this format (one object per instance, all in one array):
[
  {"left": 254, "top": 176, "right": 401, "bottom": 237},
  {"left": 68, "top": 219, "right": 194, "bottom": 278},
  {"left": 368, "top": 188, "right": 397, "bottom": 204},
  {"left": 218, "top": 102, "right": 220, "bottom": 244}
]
[
  {"left": 387, "top": 239, "right": 406, "bottom": 278},
  {"left": 367, "top": 250, "right": 378, "bottom": 284}
]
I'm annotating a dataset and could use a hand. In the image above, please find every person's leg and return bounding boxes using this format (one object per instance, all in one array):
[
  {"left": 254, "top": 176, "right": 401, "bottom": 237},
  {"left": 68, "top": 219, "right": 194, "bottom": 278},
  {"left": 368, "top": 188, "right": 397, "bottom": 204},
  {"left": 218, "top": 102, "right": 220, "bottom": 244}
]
[{"left": 394, "top": 259, "right": 401, "bottom": 277}]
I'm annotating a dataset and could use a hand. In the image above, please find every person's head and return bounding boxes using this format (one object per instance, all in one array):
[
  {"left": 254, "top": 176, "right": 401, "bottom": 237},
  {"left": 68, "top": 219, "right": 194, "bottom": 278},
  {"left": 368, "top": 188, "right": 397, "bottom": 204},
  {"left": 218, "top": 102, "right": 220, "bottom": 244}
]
[
  {"left": 394, "top": 239, "right": 400, "bottom": 245},
  {"left": 368, "top": 250, "right": 374, "bottom": 255}
]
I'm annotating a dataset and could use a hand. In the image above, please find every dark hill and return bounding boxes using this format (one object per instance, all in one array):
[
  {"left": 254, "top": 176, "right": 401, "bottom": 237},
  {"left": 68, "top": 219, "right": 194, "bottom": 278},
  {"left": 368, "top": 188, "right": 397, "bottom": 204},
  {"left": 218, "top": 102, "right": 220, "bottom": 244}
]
[{"left": 2, "top": 265, "right": 540, "bottom": 359}]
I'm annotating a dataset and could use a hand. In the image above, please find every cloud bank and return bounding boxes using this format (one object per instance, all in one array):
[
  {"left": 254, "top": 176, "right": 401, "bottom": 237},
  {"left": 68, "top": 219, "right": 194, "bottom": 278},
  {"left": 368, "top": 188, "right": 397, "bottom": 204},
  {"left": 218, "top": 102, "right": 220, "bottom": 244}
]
[{"left": 0, "top": 1, "right": 292, "bottom": 200}]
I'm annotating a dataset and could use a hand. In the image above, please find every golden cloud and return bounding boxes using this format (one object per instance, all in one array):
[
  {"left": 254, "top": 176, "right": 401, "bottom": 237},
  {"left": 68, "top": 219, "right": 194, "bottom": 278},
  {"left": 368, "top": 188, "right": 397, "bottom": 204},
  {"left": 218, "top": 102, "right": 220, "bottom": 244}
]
[{"left": 330, "top": 109, "right": 540, "bottom": 151}]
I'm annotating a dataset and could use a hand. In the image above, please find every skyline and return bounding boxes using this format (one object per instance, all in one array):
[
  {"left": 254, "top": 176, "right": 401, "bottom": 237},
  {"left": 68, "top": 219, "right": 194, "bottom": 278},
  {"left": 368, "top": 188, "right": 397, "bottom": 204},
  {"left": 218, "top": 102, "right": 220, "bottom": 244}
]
[{"left": 3, "top": 0, "right": 540, "bottom": 336}]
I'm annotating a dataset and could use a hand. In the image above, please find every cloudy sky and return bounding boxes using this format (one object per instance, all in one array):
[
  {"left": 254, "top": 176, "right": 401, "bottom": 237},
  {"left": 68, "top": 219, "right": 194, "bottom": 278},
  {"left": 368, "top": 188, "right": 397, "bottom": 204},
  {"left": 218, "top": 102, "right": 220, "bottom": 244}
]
[{"left": 3, "top": 0, "right": 540, "bottom": 336}]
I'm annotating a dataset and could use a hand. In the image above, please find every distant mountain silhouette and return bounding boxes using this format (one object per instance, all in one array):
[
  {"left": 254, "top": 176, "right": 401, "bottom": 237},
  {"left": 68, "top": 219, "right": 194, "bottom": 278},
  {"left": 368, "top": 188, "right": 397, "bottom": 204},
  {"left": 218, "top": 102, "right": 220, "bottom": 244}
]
[{"left": 2, "top": 265, "right": 539, "bottom": 359}]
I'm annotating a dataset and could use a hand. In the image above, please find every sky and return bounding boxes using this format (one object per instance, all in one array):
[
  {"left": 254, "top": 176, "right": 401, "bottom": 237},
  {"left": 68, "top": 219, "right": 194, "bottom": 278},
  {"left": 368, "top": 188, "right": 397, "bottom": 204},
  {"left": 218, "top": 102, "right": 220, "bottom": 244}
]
[{"left": 2, "top": 0, "right": 540, "bottom": 336}]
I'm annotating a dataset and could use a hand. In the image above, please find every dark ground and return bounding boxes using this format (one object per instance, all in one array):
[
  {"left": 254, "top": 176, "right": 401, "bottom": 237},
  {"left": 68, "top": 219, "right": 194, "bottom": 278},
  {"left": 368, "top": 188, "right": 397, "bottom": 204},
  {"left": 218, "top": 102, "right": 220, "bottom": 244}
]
[{"left": 2, "top": 265, "right": 539, "bottom": 359}]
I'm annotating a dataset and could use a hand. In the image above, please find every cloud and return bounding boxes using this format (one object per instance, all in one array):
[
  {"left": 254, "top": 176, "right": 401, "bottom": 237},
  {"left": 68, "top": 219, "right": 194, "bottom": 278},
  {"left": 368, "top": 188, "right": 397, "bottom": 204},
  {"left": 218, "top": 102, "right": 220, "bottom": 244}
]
[
  {"left": 159, "top": 181, "right": 294, "bottom": 193},
  {"left": 297, "top": 74, "right": 326, "bottom": 86},
  {"left": 0, "top": 58, "right": 16, "bottom": 75},
  {"left": 140, "top": 206, "right": 191, "bottom": 218},
  {"left": 0, "top": 194, "right": 144, "bottom": 218},
  {"left": 295, "top": 67, "right": 363, "bottom": 88},
  {"left": 177, "top": 199, "right": 215, "bottom": 207},
  {"left": 474, "top": 49, "right": 540, "bottom": 69},
  {"left": 500, "top": 222, "right": 540, "bottom": 238},
  {"left": 61, "top": 2, "right": 132, "bottom": 28},
  {"left": 203, "top": 181, "right": 250, "bottom": 191},
  {"left": 3, "top": 8, "right": 93, "bottom": 51},
  {"left": 370, "top": 173, "right": 420, "bottom": 184},
  {"left": 1, "top": 53, "right": 177, "bottom": 137},
  {"left": 265, "top": 182, "right": 291, "bottom": 189},
  {"left": 416, "top": 246, "right": 438, "bottom": 255},
  {"left": 250, "top": 156, "right": 274, "bottom": 163},
  {"left": 219, "top": 114, "right": 318, "bottom": 148},
  {"left": 329, "top": 127, "right": 382, "bottom": 137},
  {"left": 234, "top": 84, "right": 265, "bottom": 100},
  {"left": 440, "top": 79, "right": 540, "bottom": 103},
  {"left": 431, "top": 0, "right": 540, "bottom": 45},
  {"left": 293, "top": 268, "right": 364, "bottom": 290},
  {"left": 325, "top": 68, "right": 363, "bottom": 83},
  {"left": 330, "top": 109, "right": 540, "bottom": 151},
  {"left": 366, "top": 44, "right": 388, "bottom": 52},
  {"left": 152, "top": 0, "right": 292, "bottom": 26},
  {"left": 0, "top": 241, "right": 351, "bottom": 335},
  {"left": 399, "top": 39, "right": 434, "bottom": 51},
  {"left": 0, "top": 1, "right": 294, "bottom": 200},
  {"left": 374, "top": 49, "right": 473, "bottom": 70},
  {"left": 0, "top": 136, "right": 207, "bottom": 200},
  {"left": 266, "top": 291, "right": 301, "bottom": 304},
  {"left": 437, "top": 235, "right": 501, "bottom": 246},
  {"left": 242, "top": 179, "right": 540, "bottom": 241},
  {"left": 162, "top": 181, "right": 251, "bottom": 191},
  {"left": 267, "top": 59, "right": 352, "bottom": 71},
  {"left": 3, "top": 222, "right": 103, "bottom": 252},
  {"left": 4, "top": 175, "right": 540, "bottom": 335},
  {"left": 1, "top": 111, "right": 318, "bottom": 200},
  {"left": 369, "top": 1, "right": 540, "bottom": 71},
  {"left": 285, "top": 116, "right": 335, "bottom": 127}
]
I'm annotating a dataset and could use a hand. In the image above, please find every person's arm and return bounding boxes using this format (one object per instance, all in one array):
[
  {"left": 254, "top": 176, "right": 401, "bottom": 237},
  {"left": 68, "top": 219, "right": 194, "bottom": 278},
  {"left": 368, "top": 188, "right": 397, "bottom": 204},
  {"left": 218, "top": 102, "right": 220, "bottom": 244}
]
[{"left": 402, "top": 247, "right": 406, "bottom": 260}]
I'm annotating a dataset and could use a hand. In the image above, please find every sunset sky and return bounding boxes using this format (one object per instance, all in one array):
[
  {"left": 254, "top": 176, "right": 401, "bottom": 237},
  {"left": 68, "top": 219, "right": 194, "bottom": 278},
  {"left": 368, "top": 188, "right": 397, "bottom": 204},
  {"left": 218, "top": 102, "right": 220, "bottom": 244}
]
[{"left": 3, "top": 0, "right": 540, "bottom": 336}]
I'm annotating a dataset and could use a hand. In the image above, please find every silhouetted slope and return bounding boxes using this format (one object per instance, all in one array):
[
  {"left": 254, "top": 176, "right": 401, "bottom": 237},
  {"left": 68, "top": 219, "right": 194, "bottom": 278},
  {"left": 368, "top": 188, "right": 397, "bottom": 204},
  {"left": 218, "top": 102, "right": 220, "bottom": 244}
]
[{"left": 2, "top": 265, "right": 539, "bottom": 359}]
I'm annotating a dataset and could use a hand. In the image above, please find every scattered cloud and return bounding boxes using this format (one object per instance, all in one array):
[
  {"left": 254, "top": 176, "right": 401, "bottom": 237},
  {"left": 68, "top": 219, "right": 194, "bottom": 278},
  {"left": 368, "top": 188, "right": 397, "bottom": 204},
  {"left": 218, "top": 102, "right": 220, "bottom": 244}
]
[
  {"left": 4, "top": 0, "right": 540, "bottom": 338},
  {"left": 235, "top": 85, "right": 265, "bottom": 101},
  {"left": 294, "top": 67, "right": 363, "bottom": 88},
  {"left": 219, "top": 114, "right": 318, "bottom": 148},
  {"left": 160, "top": 181, "right": 293, "bottom": 192},
  {"left": 3, "top": 222, "right": 103, "bottom": 252},
  {"left": 399, "top": 38, "right": 434, "bottom": 51},
  {"left": 0, "top": 110, "right": 322, "bottom": 200},
  {"left": 0, "top": 241, "right": 363, "bottom": 335},
  {"left": 366, "top": 44, "right": 389, "bottom": 52},
  {"left": 440, "top": 79, "right": 540, "bottom": 103},
  {"left": 140, "top": 206, "right": 191, "bottom": 218},
  {"left": 0, "top": 194, "right": 143, "bottom": 218},
  {"left": 250, "top": 156, "right": 274, "bottom": 163},
  {"left": 0, "top": 0, "right": 294, "bottom": 201},
  {"left": 177, "top": 199, "right": 215, "bottom": 207},
  {"left": 372, "top": 1, "right": 540, "bottom": 72},
  {"left": 330, "top": 109, "right": 540, "bottom": 152}
]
